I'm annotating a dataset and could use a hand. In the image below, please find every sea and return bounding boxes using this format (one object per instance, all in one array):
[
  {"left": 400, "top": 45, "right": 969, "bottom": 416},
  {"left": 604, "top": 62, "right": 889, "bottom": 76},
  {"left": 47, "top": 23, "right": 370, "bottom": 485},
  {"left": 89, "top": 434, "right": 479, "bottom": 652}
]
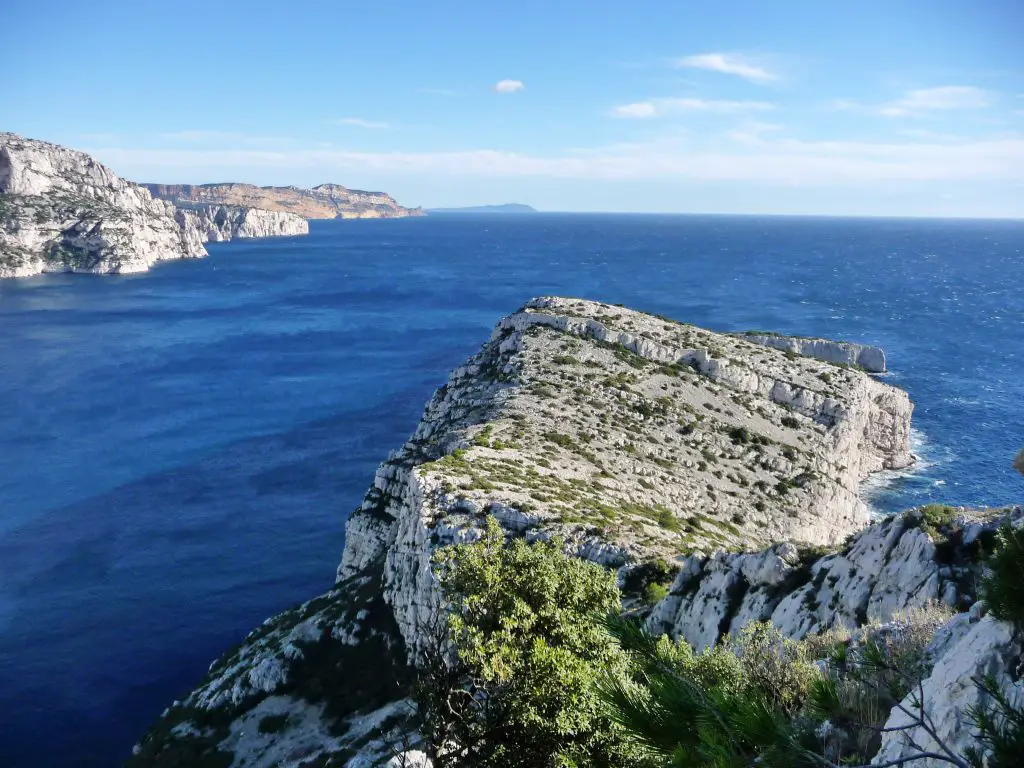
[{"left": 0, "top": 214, "right": 1021, "bottom": 767}]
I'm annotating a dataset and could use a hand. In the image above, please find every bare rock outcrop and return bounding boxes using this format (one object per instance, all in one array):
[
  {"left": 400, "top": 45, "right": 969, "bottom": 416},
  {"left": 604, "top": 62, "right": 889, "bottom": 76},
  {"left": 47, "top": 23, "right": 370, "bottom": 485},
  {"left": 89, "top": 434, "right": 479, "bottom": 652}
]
[
  {"left": 175, "top": 204, "right": 309, "bottom": 242},
  {"left": 128, "top": 298, "right": 917, "bottom": 768},
  {"left": 1, "top": 133, "right": 206, "bottom": 278},
  {"left": 740, "top": 332, "right": 887, "bottom": 373},
  {"left": 645, "top": 505, "right": 1022, "bottom": 650}
]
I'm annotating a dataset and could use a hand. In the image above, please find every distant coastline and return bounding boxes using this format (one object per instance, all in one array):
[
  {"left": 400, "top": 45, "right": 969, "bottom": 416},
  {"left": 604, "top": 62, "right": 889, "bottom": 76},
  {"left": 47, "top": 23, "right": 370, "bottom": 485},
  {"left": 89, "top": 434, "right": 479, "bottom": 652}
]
[{"left": 426, "top": 203, "right": 538, "bottom": 214}]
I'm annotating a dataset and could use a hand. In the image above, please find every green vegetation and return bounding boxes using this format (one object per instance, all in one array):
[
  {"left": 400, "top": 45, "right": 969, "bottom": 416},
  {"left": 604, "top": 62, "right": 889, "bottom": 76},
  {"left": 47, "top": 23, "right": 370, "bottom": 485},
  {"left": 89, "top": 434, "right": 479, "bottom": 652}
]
[
  {"left": 412, "top": 507, "right": 1024, "bottom": 768},
  {"left": 415, "top": 517, "right": 640, "bottom": 766},
  {"left": 257, "top": 713, "right": 290, "bottom": 734},
  {"left": 981, "top": 523, "right": 1024, "bottom": 633}
]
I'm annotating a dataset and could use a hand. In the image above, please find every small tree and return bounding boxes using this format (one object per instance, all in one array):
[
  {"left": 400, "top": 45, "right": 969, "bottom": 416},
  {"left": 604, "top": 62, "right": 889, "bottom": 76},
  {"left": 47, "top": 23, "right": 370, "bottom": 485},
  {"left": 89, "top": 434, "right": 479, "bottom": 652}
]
[{"left": 416, "top": 516, "right": 641, "bottom": 767}]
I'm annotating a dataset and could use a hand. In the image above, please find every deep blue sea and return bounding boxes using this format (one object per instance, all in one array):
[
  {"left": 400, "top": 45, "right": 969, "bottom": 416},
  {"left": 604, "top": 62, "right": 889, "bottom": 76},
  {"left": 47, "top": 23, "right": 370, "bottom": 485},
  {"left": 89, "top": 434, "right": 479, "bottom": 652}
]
[{"left": 0, "top": 214, "right": 1022, "bottom": 767}]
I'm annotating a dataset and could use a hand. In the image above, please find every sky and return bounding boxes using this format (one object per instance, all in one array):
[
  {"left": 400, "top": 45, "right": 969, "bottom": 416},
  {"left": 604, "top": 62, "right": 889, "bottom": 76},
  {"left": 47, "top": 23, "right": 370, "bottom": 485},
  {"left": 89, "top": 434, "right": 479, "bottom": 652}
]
[{"left": 3, "top": 0, "right": 1023, "bottom": 217}]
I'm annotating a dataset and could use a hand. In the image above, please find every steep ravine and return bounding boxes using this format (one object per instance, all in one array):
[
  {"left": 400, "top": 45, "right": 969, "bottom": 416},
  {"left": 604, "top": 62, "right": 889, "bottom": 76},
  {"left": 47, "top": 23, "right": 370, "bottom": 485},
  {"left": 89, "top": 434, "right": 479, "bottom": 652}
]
[{"left": 128, "top": 297, "right": 1021, "bottom": 768}]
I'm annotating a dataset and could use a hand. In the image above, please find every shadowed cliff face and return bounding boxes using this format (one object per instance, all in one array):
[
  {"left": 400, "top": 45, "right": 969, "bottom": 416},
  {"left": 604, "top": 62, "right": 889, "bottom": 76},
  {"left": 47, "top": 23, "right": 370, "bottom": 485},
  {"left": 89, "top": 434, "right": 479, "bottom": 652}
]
[
  {"left": 144, "top": 182, "right": 424, "bottom": 220},
  {"left": 0, "top": 133, "right": 207, "bottom": 278},
  {"left": 128, "top": 297, "right": 923, "bottom": 768}
]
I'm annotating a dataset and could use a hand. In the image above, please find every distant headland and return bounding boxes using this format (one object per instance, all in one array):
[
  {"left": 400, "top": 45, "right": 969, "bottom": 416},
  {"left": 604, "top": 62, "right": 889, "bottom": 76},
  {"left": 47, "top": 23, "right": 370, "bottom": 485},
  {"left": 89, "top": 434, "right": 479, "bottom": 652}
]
[{"left": 426, "top": 203, "right": 538, "bottom": 214}]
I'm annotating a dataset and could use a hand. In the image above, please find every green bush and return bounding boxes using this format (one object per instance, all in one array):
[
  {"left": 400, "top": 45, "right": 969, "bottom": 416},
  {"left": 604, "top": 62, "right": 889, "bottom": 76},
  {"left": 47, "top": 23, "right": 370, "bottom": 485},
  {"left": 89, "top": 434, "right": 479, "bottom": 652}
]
[
  {"left": 601, "top": 620, "right": 821, "bottom": 767},
  {"left": 257, "top": 714, "right": 289, "bottom": 734},
  {"left": 417, "top": 516, "right": 641, "bottom": 767},
  {"left": 981, "top": 524, "right": 1024, "bottom": 633}
]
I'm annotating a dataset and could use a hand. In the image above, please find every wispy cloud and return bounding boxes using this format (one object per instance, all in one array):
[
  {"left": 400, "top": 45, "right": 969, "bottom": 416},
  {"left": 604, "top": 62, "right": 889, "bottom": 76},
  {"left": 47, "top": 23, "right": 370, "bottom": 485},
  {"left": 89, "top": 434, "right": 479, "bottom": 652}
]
[
  {"left": 419, "top": 87, "right": 460, "bottom": 97},
  {"left": 611, "top": 98, "right": 775, "bottom": 118},
  {"left": 159, "top": 130, "right": 289, "bottom": 145},
  {"left": 93, "top": 133, "right": 1024, "bottom": 188},
  {"left": 880, "top": 86, "right": 991, "bottom": 116},
  {"left": 333, "top": 117, "right": 391, "bottom": 129},
  {"left": 834, "top": 86, "right": 993, "bottom": 118},
  {"left": 494, "top": 79, "right": 525, "bottom": 93},
  {"left": 672, "top": 53, "right": 777, "bottom": 84}
]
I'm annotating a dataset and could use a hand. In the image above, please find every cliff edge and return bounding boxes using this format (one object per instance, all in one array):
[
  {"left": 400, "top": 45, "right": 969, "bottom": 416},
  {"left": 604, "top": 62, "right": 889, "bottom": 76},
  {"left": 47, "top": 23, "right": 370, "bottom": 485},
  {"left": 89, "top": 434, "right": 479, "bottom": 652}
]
[
  {"left": 0, "top": 133, "right": 207, "bottom": 278},
  {"left": 0, "top": 135, "right": 312, "bottom": 279},
  {"left": 145, "top": 182, "right": 424, "bottom": 220},
  {"left": 129, "top": 298, "right": 924, "bottom": 768}
]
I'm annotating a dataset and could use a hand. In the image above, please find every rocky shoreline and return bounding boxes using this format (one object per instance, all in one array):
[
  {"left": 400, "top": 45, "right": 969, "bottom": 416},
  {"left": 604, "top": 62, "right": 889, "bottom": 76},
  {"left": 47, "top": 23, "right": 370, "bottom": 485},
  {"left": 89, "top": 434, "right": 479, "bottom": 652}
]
[
  {"left": 122, "top": 297, "right": 1024, "bottom": 768},
  {"left": 1, "top": 135, "right": 308, "bottom": 279}
]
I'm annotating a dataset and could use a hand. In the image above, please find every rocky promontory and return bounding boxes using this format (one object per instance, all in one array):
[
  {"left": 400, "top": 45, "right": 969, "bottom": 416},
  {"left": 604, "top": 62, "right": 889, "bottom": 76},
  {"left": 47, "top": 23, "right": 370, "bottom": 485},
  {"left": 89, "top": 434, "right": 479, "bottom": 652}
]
[
  {"left": 0, "top": 134, "right": 311, "bottom": 279},
  {"left": 1, "top": 133, "right": 207, "bottom": 278},
  {"left": 130, "top": 298, "right": 946, "bottom": 768},
  {"left": 145, "top": 182, "right": 424, "bottom": 220}
]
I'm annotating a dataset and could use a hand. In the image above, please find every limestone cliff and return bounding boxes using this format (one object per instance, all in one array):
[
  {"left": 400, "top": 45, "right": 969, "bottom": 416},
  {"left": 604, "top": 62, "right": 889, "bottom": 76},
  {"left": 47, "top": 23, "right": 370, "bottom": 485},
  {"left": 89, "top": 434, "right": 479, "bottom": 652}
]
[
  {"left": 130, "top": 298, "right": 923, "bottom": 768},
  {"left": 739, "top": 332, "right": 887, "bottom": 373},
  {"left": 144, "top": 182, "right": 424, "bottom": 220},
  {"left": 646, "top": 505, "right": 1021, "bottom": 650},
  {"left": 1, "top": 133, "right": 206, "bottom": 278},
  {"left": 176, "top": 204, "right": 309, "bottom": 242},
  {"left": 0, "top": 134, "right": 313, "bottom": 280}
]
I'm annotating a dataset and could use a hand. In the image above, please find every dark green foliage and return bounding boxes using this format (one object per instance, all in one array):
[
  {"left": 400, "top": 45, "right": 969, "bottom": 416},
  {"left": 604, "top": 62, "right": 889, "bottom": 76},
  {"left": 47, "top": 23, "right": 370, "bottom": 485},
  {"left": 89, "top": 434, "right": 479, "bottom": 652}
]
[
  {"left": 968, "top": 674, "right": 1024, "bottom": 768},
  {"left": 622, "top": 558, "right": 678, "bottom": 598},
  {"left": 981, "top": 524, "right": 1024, "bottom": 633},
  {"left": 601, "top": 619, "right": 821, "bottom": 768},
  {"left": 727, "top": 426, "right": 752, "bottom": 445},
  {"left": 780, "top": 416, "right": 800, "bottom": 429},
  {"left": 257, "top": 714, "right": 290, "bottom": 734},
  {"left": 544, "top": 431, "right": 576, "bottom": 448},
  {"left": 417, "top": 517, "right": 640, "bottom": 767}
]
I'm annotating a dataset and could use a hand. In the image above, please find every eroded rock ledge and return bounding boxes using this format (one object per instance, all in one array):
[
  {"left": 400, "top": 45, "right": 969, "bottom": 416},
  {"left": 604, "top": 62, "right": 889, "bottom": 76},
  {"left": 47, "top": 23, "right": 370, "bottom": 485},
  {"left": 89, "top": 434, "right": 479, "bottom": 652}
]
[
  {"left": 176, "top": 204, "right": 309, "bottom": 242},
  {"left": 130, "top": 298, "right": 925, "bottom": 768}
]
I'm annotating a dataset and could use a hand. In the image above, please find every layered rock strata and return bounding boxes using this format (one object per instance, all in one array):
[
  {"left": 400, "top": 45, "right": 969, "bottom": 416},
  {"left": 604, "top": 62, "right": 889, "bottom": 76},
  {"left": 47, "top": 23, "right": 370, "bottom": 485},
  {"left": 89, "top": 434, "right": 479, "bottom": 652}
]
[
  {"left": 145, "top": 182, "right": 424, "bottom": 220},
  {"left": 130, "top": 297, "right": 918, "bottom": 768},
  {"left": 739, "top": 333, "right": 887, "bottom": 373}
]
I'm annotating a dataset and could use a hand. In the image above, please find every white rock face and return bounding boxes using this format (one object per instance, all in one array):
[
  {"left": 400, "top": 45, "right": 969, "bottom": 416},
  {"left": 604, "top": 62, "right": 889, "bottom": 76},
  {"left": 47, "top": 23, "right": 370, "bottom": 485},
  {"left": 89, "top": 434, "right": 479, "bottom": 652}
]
[
  {"left": 129, "top": 298, "right": 922, "bottom": 767},
  {"left": 175, "top": 204, "right": 308, "bottom": 242},
  {"left": 873, "top": 613, "right": 1023, "bottom": 766},
  {"left": 0, "top": 133, "right": 207, "bottom": 277},
  {"left": 647, "top": 507, "right": 1021, "bottom": 650},
  {"left": 741, "top": 334, "right": 887, "bottom": 373},
  {"left": 335, "top": 297, "right": 913, "bottom": 663}
]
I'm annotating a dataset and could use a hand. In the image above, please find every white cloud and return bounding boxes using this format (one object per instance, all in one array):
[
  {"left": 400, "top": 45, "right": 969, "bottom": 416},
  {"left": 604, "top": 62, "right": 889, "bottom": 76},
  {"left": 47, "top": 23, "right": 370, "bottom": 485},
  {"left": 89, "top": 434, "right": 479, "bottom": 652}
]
[
  {"left": 334, "top": 118, "right": 391, "bottom": 129},
  {"left": 611, "top": 102, "right": 658, "bottom": 118},
  {"left": 92, "top": 133, "right": 1024, "bottom": 187},
  {"left": 835, "top": 86, "right": 993, "bottom": 118},
  {"left": 611, "top": 98, "right": 774, "bottom": 118},
  {"left": 880, "top": 86, "right": 991, "bottom": 117},
  {"left": 494, "top": 79, "right": 525, "bottom": 93},
  {"left": 672, "top": 53, "right": 777, "bottom": 84},
  {"left": 158, "top": 131, "right": 289, "bottom": 146}
]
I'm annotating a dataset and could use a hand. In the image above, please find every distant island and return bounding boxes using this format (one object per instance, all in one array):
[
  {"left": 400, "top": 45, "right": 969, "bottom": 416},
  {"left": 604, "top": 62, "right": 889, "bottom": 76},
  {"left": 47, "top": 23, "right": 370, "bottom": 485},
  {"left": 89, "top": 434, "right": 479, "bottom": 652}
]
[{"left": 426, "top": 203, "right": 538, "bottom": 214}]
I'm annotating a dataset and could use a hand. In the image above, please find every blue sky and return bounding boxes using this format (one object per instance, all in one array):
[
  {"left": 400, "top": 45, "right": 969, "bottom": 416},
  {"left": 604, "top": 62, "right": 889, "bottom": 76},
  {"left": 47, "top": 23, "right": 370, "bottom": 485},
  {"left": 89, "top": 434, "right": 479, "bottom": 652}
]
[{"left": 3, "top": 0, "right": 1023, "bottom": 216}]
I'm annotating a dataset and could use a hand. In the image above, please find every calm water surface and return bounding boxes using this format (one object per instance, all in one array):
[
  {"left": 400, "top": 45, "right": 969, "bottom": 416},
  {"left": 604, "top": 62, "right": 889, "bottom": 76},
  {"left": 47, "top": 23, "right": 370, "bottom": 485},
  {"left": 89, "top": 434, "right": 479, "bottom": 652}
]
[{"left": 0, "top": 214, "right": 1022, "bottom": 766}]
